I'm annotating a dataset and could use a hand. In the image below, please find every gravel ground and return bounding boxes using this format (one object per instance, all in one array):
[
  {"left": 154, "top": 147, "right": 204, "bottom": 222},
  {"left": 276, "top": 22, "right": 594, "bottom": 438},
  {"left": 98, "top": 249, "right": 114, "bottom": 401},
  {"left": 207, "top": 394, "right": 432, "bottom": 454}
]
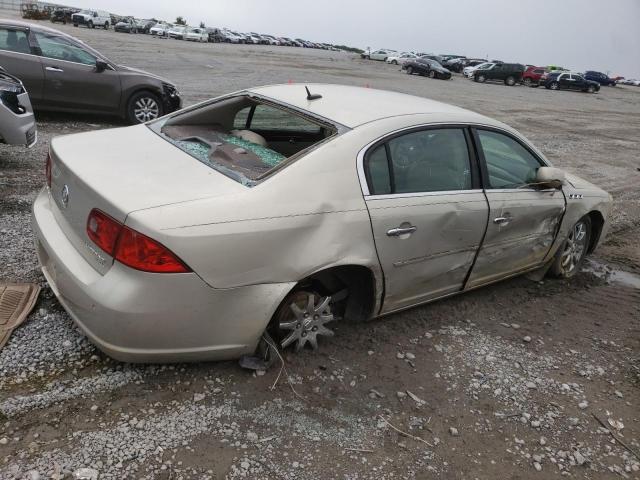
[{"left": 0, "top": 13, "right": 639, "bottom": 480}]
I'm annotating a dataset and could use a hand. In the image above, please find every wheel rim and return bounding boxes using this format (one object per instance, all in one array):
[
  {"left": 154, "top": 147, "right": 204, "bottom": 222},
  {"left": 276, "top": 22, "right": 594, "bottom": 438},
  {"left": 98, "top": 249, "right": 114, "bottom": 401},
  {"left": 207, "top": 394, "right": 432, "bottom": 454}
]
[
  {"left": 276, "top": 291, "right": 335, "bottom": 352},
  {"left": 560, "top": 221, "right": 588, "bottom": 275},
  {"left": 429, "top": 71, "right": 435, "bottom": 78},
  {"left": 479, "top": 75, "right": 485, "bottom": 82},
  {"left": 524, "top": 78, "right": 531, "bottom": 85},
  {"left": 407, "top": 67, "right": 412, "bottom": 74},
  {"left": 134, "top": 97, "right": 160, "bottom": 122},
  {"left": 551, "top": 82, "right": 558, "bottom": 90}
]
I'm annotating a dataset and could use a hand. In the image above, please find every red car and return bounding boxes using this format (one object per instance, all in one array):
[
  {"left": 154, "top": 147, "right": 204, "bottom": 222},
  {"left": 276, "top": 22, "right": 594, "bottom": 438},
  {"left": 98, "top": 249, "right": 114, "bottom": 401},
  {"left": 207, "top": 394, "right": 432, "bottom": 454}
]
[{"left": 522, "top": 66, "right": 547, "bottom": 87}]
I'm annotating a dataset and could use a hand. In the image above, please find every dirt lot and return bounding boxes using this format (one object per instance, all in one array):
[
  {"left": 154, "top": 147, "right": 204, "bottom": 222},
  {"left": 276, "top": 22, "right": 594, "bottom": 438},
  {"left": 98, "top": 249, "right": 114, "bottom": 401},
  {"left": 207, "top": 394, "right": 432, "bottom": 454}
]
[{"left": 1, "top": 16, "right": 639, "bottom": 480}]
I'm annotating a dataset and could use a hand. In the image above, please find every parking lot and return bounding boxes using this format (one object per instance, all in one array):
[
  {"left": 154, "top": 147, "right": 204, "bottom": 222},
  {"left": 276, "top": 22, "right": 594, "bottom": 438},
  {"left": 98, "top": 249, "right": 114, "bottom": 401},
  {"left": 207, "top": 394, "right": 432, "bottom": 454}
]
[{"left": 1, "top": 16, "right": 639, "bottom": 480}]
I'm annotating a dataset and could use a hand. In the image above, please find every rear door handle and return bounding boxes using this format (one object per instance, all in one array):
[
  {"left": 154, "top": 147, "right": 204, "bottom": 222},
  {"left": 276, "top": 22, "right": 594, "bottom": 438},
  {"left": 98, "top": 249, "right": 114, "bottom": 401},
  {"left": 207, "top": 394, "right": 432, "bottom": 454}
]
[
  {"left": 45, "top": 66, "right": 64, "bottom": 72},
  {"left": 387, "top": 225, "right": 417, "bottom": 237},
  {"left": 493, "top": 216, "right": 512, "bottom": 225}
]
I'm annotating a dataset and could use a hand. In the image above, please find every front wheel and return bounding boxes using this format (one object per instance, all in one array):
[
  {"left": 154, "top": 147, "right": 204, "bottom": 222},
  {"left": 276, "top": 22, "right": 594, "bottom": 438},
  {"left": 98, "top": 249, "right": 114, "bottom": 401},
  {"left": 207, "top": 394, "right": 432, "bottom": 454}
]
[
  {"left": 549, "top": 81, "right": 559, "bottom": 90},
  {"left": 406, "top": 66, "right": 413, "bottom": 75},
  {"left": 550, "top": 216, "right": 591, "bottom": 278},
  {"left": 392, "top": 60, "right": 398, "bottom": 65},
  {"left": 428, "top": 70, "right": 436, "bottom": 79},
  {"left": 103, "top": 22, "right": 109, "bottom": 30},
  {"left": 523, "top": 77, "right": 532, "bottom": 86},
  {"left": 587, "top": 85, "right": 596, "bottom": 93},
  {"left": 127, "top": 91, "right": 163, "bottom": 124},
  {"left": 505, "top": 75, "right": 516, "bottom": 86},
  {"left": 475, "top": 74, "right": 486, "bottom": 83}
]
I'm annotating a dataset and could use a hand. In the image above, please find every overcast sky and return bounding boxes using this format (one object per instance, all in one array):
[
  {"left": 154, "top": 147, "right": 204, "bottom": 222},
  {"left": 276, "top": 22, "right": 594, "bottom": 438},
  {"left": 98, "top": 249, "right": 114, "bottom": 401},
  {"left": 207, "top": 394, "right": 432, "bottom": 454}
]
[{"left": 72, "top": 0, "right": 640, "bottom": 77}]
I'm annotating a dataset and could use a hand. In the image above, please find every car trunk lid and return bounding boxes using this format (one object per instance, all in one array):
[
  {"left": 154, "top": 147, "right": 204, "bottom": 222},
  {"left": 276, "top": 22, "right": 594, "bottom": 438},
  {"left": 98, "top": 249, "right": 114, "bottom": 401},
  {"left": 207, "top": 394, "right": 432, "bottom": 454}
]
[{"left": 48, "top": 124, "right": 244, "bottom": 274}]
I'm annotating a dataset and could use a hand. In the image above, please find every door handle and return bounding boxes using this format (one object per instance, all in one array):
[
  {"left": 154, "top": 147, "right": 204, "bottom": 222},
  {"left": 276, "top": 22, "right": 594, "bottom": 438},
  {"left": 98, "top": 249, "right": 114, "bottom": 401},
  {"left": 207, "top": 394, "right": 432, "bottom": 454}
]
[
  {"left": 387, "top": 225, "right": 417, "bottom": 237},
  {"left": 45, "top": 66, "right": 64, "bottom": 72},
  {"left": 493, "top": 216, "right": 512, "bottom": 225}
]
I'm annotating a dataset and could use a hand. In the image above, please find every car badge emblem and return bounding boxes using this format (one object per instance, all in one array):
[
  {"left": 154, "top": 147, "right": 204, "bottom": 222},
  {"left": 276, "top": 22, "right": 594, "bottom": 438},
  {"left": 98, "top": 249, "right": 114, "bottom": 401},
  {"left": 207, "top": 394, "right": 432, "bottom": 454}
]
[{"left": 61, "top": 184, "right": 70, "bottom": 208}]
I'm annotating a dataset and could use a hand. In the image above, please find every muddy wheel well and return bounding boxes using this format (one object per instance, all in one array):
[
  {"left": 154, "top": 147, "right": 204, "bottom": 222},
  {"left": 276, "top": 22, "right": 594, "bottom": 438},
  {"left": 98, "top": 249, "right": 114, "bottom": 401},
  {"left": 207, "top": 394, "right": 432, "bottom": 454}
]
[
  {"left": 291, "top": 266, "right": 376, "bottom": 322},
  {"left": 587, "top": 210, "right": 605, "bottom": 253}
]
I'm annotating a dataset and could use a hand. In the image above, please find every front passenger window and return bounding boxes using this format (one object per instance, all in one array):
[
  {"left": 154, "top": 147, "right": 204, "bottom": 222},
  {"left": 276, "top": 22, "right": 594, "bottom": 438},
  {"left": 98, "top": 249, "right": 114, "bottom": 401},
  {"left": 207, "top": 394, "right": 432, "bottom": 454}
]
[{"left": 477, "top": 130, "right": 542, "bottom": 189}]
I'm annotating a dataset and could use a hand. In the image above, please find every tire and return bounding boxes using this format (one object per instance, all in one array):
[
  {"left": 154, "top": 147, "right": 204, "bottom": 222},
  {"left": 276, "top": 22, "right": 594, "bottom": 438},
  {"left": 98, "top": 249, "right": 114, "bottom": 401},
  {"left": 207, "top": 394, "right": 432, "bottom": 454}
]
[
  {"left": 550, "top": 81, "right": 559, "bottom": 90},
  {"left": 475, "top": 74, "right": 486, "bottom": 83},
  {"left": 73, "top": 23, "right": 78, "bottom": 27},
  {"left": 505, "top": 76, "right": 516, "bottom": 86},
  {"left": 392, "top": 60, "right": 398, "bottom": 65},
  {"left": 88, "top": 21, "right": 94, "bottom": 29},
  {"left": 428, "top": 70, "right": 436, "bottom": 79},
  {"left": 587, "top": 85, "right": 595, "bottom": 93},
  {"left": 103, "top": 22, "right": 109, "bottom": 30},
  {"left": 126, "top": 91, "right": 163, "bottom": 124},
  {"left": 549, "top": 216, "right": 591, "bottom": 278},
  {"left": 406, "top": 66, "right": 413, "bottom": 75},
  {"left": 523, "top": 78, "right": 532, "bottom": 86}
]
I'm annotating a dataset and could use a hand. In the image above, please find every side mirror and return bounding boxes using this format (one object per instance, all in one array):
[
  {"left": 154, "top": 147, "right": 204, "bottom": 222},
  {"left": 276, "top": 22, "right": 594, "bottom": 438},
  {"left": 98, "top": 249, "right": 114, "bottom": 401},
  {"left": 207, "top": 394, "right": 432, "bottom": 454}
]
[
  {"left": 95, "top": 60, "right": 108, "bottom": 73},
  {"left": 536, "top": 166, "right": 565, "bottom": 188}
]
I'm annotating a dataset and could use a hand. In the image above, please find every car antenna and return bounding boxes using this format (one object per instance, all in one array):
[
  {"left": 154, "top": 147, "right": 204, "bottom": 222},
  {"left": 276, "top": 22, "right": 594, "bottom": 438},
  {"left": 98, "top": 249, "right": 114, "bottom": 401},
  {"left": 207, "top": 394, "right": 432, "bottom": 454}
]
[{"left": 305, "top": 86, "right": 322, "bottom": 100}]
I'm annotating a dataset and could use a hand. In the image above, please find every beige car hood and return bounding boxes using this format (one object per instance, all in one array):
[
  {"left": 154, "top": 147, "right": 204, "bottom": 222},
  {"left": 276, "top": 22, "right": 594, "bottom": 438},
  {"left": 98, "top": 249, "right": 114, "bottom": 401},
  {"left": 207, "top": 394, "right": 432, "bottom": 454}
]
[{"left": 51, "top": 124, "right": 244, "bottom": 219}]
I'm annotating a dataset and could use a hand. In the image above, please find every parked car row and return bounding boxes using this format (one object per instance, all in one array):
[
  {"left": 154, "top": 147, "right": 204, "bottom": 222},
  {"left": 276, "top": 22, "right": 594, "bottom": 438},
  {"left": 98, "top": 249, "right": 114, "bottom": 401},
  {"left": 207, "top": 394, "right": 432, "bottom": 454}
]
[{"left": 367, "top": 47, "right": 629, "bottom": 94}]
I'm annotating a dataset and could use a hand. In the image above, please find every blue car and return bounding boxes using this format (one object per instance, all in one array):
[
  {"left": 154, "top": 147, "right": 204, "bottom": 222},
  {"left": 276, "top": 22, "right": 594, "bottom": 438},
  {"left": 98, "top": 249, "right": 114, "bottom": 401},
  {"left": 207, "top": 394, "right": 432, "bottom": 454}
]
[{"left": 584, "top": 71, "right": 616, "bottom": 86}]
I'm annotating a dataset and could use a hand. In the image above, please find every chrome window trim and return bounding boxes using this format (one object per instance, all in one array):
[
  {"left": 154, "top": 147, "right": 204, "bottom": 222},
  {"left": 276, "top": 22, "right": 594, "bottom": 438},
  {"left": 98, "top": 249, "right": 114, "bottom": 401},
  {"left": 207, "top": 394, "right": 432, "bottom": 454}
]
[
  {"left": 356, "top": 121, "right": 550, "bottom": 197},
  {"left": 0, "top": 46, "right": 114, "bottom": 70},
  {"left": 364, "top": 189, "right": 483, "bottom": 201}
]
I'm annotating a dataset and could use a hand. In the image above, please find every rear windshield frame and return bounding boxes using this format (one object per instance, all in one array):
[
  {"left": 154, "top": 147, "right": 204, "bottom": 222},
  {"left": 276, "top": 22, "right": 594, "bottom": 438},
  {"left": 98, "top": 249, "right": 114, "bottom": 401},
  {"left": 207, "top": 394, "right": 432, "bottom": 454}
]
[{"left": 147, "top": 92, "right": 347, "bottom": 187}]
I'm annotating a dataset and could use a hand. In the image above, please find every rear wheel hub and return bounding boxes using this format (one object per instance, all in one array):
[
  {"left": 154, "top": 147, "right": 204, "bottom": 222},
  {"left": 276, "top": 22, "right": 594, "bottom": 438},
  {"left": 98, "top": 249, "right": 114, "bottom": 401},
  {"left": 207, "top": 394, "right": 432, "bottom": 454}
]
[{"left": 277, "top": 291, "right": 335, "bottom": 352}]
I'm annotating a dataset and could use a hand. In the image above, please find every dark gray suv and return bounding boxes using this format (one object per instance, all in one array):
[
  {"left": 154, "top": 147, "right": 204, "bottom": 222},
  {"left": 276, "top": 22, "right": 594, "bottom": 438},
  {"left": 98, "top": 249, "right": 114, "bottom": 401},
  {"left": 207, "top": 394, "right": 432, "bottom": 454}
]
[{"left": 0, "top": 19, "right": 181, "bottom": 123}]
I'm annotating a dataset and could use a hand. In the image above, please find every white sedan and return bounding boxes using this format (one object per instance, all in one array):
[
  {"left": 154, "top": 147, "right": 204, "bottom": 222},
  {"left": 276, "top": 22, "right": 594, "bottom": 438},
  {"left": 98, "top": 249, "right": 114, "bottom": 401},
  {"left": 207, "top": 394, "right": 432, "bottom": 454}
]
[
  {"left": 386, "top": 52, "right": 418, "bottom": 65},
  {"left": 150, "top": 23, "right": 172, "bottom": 37},
  {"left": 184, "top": 27, "right": 208, "bottom": 42},
  {"left": 463, "top": 62, "right": 494, "bottom": 78},
  {"left": 33, "top": 84, "right": 611, "bottom": 363}
]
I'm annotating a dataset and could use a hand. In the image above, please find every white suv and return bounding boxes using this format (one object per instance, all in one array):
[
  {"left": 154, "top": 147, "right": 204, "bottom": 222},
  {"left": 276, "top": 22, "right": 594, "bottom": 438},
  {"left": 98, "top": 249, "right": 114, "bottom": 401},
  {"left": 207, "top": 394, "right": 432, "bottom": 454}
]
[{"left": 72, "top": 9, "right": 111, "bottom": 29}]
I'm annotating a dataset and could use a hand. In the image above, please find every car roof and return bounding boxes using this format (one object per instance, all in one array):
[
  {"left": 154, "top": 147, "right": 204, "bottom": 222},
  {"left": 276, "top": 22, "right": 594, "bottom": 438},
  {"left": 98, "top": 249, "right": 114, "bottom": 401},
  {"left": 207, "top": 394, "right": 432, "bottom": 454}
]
[
  {"left": 0, "top": 18, "right": 74, "bottom": 35},
  {"left": 247, "top": 84, "right": 494, "bottom": 129}
]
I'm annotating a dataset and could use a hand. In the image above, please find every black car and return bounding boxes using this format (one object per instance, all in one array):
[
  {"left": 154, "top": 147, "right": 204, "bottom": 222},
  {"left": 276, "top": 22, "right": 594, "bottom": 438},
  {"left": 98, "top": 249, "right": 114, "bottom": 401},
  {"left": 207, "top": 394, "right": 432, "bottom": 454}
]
[
  {"left": 50, "top": 8, "right": 78, "bottom": 25},
  {"left": 542, "top": 72, "right": 600, "bottom": 93},
  {"left": 473, "top": 63, "right": 525, "bottom": 85},
  {"left": 584, "top": 71, "right": 616, "bottom": 86},
  {"left": 135, "top": 19, "right": 156, "bottom": 34},
  {"left": 402, "top": 58, "right": 452, "bottom": 79},
  {"left": 114, "top": 18, "right": 137, "bottom": 33}
]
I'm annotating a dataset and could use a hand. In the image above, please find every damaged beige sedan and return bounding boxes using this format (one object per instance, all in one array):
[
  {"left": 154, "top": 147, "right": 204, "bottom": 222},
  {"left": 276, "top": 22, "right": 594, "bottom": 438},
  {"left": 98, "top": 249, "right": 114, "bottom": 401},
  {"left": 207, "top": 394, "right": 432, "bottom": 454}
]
[{"left": 32, "top": 84, "right": 612, "bottom": 363}]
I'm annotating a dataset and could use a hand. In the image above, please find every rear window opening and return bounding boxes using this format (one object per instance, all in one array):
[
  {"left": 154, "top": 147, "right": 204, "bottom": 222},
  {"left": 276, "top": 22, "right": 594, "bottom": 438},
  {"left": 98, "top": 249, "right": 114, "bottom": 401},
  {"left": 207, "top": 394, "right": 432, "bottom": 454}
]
[{"left": 150, "top": 95, "right": 337, "bottom": 186}]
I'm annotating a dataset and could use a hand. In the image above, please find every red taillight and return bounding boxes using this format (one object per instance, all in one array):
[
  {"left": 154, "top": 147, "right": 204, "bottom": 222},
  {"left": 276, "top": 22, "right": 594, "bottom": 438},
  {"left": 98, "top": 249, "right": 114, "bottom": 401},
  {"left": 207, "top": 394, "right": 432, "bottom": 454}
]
[
  {"left": 87, "top": 209, "right": 122, "bottom": 256},
  {"left": 45, "top": 153, "right": 52, "bottom": 188},
  {"left": 86, "top": 208, "right": 190, "bottom": 274},
  {"left": 114, "top": 226, "right": 191, "bottom": 273}
]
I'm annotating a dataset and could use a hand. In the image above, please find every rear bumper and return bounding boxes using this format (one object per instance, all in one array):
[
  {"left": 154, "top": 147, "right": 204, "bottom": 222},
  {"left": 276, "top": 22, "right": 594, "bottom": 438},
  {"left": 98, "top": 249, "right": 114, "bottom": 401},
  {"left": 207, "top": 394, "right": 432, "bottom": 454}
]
[
  {"left": 32, "top": 188, "right": 294, "bottom": 363},
  {"left": 0, "top": 91, "right": 36, "bottom": 147}
]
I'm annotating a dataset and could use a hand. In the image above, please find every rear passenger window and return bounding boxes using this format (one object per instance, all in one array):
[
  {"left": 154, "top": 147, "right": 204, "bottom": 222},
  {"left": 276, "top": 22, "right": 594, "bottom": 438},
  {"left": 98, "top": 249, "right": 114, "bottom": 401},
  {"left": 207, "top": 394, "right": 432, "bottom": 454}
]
[
  {"left": 0, "top": 28, "right": 30, "bottom": 54},
  {"left": 365, "top": 128, "right": 472, "bottom": 195},
  {"left": 365, "top": 145, "right": 391, "bottom": 195},
  {"left": 234, "top": 105, "right": 321, "bottom": 133},
  {"left": 477, "top": 130, "right": 542, "bottom": 188}
]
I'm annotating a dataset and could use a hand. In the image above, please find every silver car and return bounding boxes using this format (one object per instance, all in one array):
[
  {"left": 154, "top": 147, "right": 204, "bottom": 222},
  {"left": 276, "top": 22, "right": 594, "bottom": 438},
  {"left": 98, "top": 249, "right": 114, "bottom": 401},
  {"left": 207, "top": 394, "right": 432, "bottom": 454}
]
[
  {"left": 32, "top": 84, "right": 611, "bottom": 363},
  {"left": 0, "top": 69, "right": 36, "bottom": 147}
]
